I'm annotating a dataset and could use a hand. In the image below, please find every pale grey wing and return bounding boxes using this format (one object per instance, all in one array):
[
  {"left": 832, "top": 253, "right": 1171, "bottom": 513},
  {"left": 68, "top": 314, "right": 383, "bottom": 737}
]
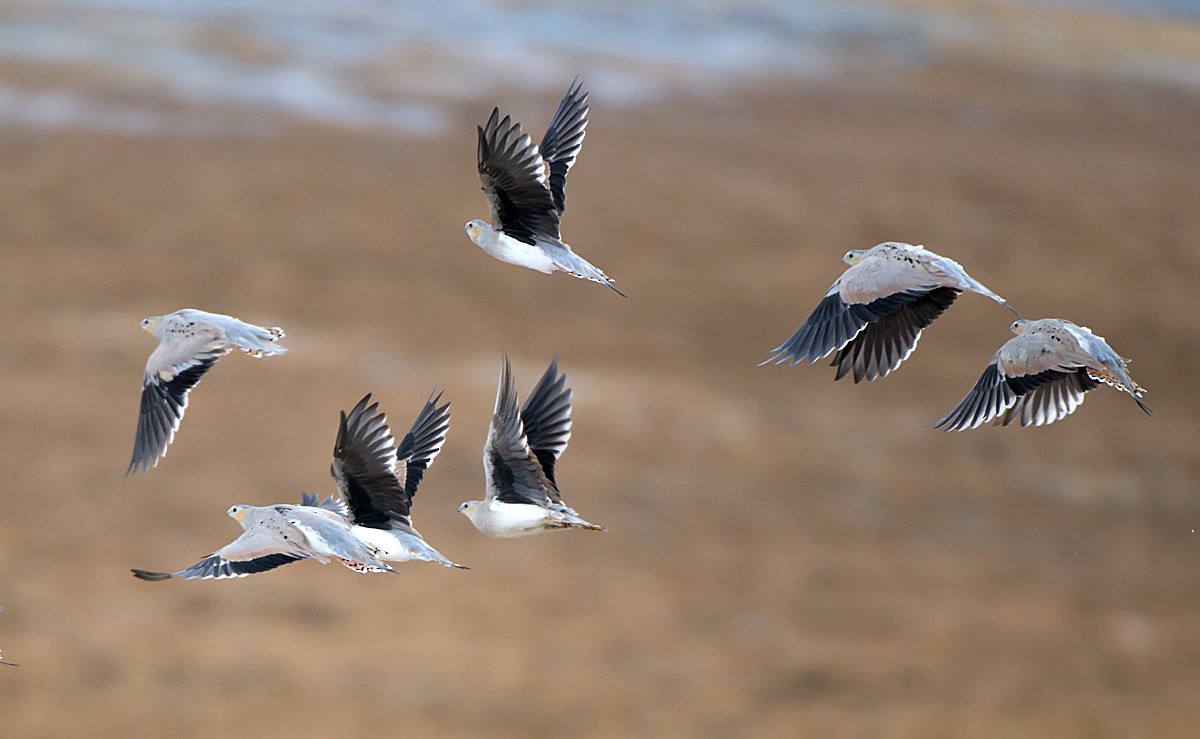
[
  {"left": 131, "top": 525, "right": 310, "bottom": 581},
  {"left": 477, "top": 107, "right": 561, "bottom": 245},
  {"left": 282, "top": 507, "right": 393, "bottom": 570},
  {"left": 999, "top": 368, "right": 1099, "bottom": 427},
  {"left": 195, "top": 312, "right": 287, "bottom": 357},
  {"left": 765, "top": 287, "right": 949, "bottom": 368},
  {"left": 485, "top": 357, "right": 555, "bottom": 507},
  {"left": 127, "top": 333, "right": 231, "bottom": 475},
  {"left": 519, "top": 356, "right": 572, "bottom": 495},
  {"left": 831, "top": 287, "right": 959, "bottom": 382},
  {"left": 538, "top": 77, "right": 588, "bottom": 213},
  {"left": 331, "top": 394, "right": 410, "bottom": 530},
  {"left": 300, "top": 491, "right": 350, "bottom": 518},
  {"left": 395, "top": 390, "right": 450, "bottom": 504}
]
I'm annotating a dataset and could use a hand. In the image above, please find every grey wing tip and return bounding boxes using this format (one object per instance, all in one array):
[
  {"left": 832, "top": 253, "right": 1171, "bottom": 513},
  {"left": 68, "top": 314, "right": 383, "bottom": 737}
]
[
  {"left": 125, "top": 452, "right": 155, "bottom": 477},
  {"left": 131, "top": 569, "right": 173, "bottom": 581}
]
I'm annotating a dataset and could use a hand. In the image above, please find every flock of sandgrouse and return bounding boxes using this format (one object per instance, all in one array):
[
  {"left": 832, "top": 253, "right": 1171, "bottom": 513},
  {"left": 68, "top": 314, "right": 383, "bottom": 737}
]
[{"left": 117, "top": 78, "right": 1149, "bottom": 585}]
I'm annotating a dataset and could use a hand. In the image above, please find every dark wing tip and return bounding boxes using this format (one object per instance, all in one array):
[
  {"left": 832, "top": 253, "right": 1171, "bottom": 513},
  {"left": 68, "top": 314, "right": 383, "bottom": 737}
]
[{"left": 131, "top": 569, "right": 173, "bottom": 581}]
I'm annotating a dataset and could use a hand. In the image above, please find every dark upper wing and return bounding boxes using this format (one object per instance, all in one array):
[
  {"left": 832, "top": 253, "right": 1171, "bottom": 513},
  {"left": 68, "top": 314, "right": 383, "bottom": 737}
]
[
  {"left": 131, "top": 523, "right": 310, "bottom": 581},
  {"left": 538, "top": 78, "right": 589, "bottom": 213},
  {"left": 831, "top": 287, "right": 959, "bottom": 383},
  {"left": 132, "top": 552, "right": 306, "bottom": 581},
  {"left": 519, "top": 356, "right": 572, "bottom": 493},
  {"left": 935, "top": 364, "right": 1098, "bottom": 431},
  {"left": 395, "top": 390, "right": 451, "bottom": 504},
  {"left": 127, "top": 345, "right": 229, "bottom": 476},
  {"left": 764, "top": 288, "right": 944, "bottom": 368},
  {"left": 1000, "top": 368, "right": 1099, "bottom": 427},
  {"left": 934, "top": 362, "right": 1019, "bottom": 432},
  {"left": 484, "top": 357, "right": 555, "bottom": 507},
  {"left": 330, "top": 394, "right": 410, "bottom": 529},
  {"left": 477, "top": 107, "right": 560, "bottom": 244}
]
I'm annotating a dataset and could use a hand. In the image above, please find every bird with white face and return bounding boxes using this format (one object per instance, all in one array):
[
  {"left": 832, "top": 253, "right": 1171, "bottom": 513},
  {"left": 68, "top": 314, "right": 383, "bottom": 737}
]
[
  {"left": 763, "top": 242, "right": 1019, "bottom": 382},
  {"left": 459, "top": 356, "right": 605, "bottom": 538},
  {"left": 935, "top": 317, "right": 1150, "bottom": 430},
  {"left": 128, "top": 308, "right": 286, "bottom": 475},
  {"left": 467, "top": 78, "right": 625, "bottom": 297}
]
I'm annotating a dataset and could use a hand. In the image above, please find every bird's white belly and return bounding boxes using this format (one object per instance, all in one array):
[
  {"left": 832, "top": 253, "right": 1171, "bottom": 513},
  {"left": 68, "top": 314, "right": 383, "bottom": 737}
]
[
  {"left": 476, "top": 501, "right": 552, "bottom": 538},
  {"left": 486, "top": 233, "right": 557, "bottom": 274},
  {"left": 352, "top": 525, "right": 418, "bottom": 561}
]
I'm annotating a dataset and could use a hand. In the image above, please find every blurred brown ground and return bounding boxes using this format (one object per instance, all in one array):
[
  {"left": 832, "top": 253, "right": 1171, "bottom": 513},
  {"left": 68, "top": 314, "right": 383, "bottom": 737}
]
[{"left": 1, "top": 55, "right": 1200, "bottom": 737}]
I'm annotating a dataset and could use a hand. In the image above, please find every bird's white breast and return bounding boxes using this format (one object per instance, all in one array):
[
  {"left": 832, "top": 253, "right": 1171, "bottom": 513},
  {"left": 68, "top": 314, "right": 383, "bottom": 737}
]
[
  {"left": 479, "top": 229, "right": 557, "bottom": 274},
  {"left": 473, "top": 500, "right": 552, "bottom": 538},
  {"left": 351, "top": 525, "right": 415, "bottom": 560}
]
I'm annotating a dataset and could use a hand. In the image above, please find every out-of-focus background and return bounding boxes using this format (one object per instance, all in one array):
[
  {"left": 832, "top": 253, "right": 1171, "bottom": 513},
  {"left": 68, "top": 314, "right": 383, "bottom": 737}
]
[{"left": 1, "top": 0, "right": 1198, "bottom": 735}]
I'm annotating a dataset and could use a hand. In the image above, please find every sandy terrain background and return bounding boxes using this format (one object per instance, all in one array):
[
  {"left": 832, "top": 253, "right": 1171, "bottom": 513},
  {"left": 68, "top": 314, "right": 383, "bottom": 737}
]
[{"left": 1, "top": 8, "right": 1200, "bottom": 737}]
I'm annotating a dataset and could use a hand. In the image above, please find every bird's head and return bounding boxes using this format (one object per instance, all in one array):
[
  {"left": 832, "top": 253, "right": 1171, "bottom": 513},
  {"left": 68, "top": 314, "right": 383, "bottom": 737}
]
[
  {"left": 1010, "top": 319, "right": 1030, "bottom": 335},
  {"left": 464, "top": 220, "right": 487, "bottom": 244},
  {"left": 457, "top": 500, "right": 480, "bottom": 519},
  {"left": 139, "top": 316, "right": 161, "bottom": 332},
  {"left": 226, "top": 505, "right": 252, "bottom": 523},
  {"left": 842, "top": 249, "right": 866, "bottom": 266}
]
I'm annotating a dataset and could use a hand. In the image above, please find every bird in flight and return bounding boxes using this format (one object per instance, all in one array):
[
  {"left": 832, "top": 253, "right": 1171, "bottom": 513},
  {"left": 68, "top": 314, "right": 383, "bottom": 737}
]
[
  {"left": 763, "top": 242, "right": 1019, "bottom": 381},
  {"left": 132, "top": 391, "right": 465, "bottom": 580},
  {"left": 326, "top": 392, "right": 466, "bottom": 569},
  {"left": 466, "top": 78, "right": 625, "bottom": 297},
  {"left": 459, "top": 356, "right": 605, "bottom": 538},
  {"left": 127, "top": 308, "right": 286, "bottom": 475},
  {"left": 935, "top": 318, "right": 1150, "bottom": 430},
  {"left": 131, "top": 502, "right": 399, "bottom": 581}
]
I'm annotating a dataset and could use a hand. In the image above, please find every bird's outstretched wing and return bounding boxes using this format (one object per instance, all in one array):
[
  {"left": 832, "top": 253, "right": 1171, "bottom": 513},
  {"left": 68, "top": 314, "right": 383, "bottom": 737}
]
[
  {"left": 395, "top": 391, "right": 451, "bottom": 504},
  {"left": 538, "top": 78, "right": 589, "bottom": 213},
  {"left": 765, "top": 287, "right": 945, "bottom": 371},
  {"left": 519, "top": 356, "right": 572, "bottom": 494},
  {"left": 485, "top": 357, "right": 555, "bottom": 507},
  {"left": 131, "top": 525, "right": 310, "bottom": 581},
  {"left": 830, "top": 287, "right": 958, "bottom": 382},
  {"left": 127, "top": 328, "right": 230, "bottom": 475},
  {"left": 477, "top": 108, "right": 560, "bottom": 244},
  {"left": 330, "top": 394, "right": 411, "bottom": 529},
  {"left": 935, "top": 330, "right": 1101, "bottom": 430}
]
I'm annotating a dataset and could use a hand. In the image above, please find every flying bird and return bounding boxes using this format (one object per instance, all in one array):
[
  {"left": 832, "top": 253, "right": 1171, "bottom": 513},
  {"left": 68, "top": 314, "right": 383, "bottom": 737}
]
[
  {"left": 131, "top": 503, "right": 399, "bottom": 581},
  {"left": 458, "top": 356, "right": 605, "bottom": 538},
  {"left": 935, "top": 318, "right": 1150, "bottom": 431},
  {"left": 466, "top": 78, "right": 625, "bottom": 297},
  {"left": 133, "top": 391, "right": 467, "bottom": 580},
  {"left": 127, "top": 308, "right": 286, "bottom": 475},
  {"left": 325, "top": 392, "right": 466, "bottom": 569},
  {"left": 763, "top": 242, "right": 1019, "bottom": 382}
]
